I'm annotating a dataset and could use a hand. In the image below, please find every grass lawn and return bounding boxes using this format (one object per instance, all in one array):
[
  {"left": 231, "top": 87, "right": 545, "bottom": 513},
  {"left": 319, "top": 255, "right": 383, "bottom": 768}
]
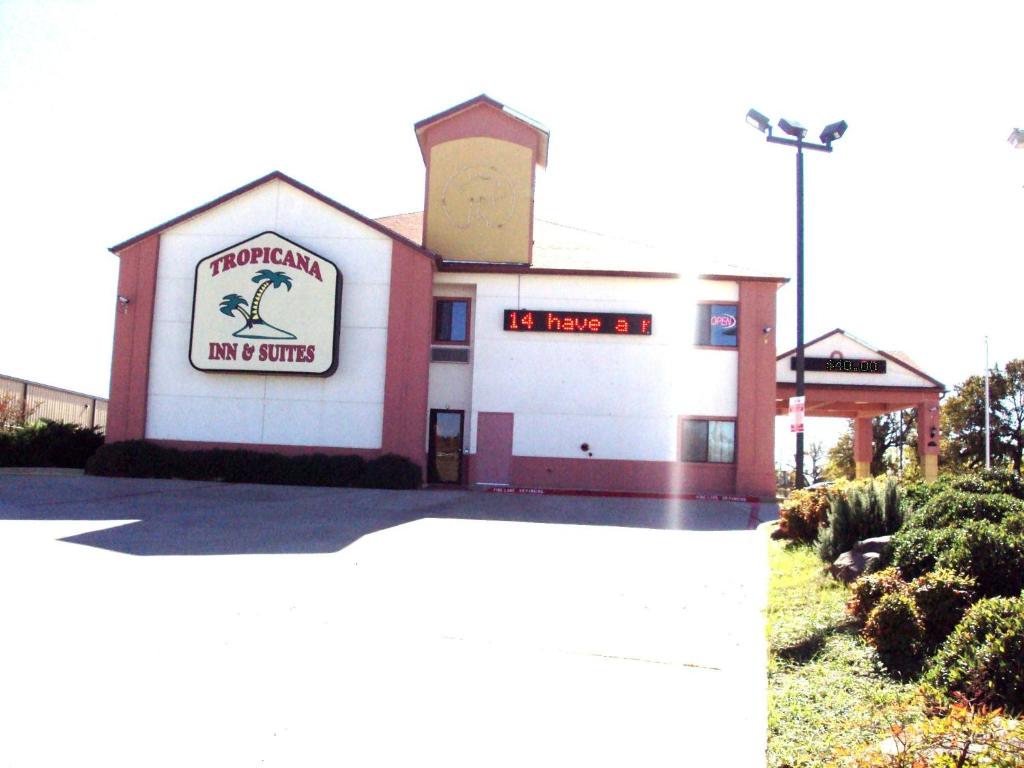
[{"left": 766, "top": 528, "right": 923, "bottom": 767}]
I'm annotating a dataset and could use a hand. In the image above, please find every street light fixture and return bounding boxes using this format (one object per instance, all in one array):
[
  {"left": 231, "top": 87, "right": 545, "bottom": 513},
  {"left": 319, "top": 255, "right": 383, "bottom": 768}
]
[
  {"left": 778, "top": 118, "right": 808, "bottom": 139},
  {"left": 746, "top": 109, "right": 771, "bottom": 133},
  {"left": 747, "top": 108, "right": 847, "bottom": 488},
  {"left": 1008, "top": 128, "right": 1024, "bottom": 148}
]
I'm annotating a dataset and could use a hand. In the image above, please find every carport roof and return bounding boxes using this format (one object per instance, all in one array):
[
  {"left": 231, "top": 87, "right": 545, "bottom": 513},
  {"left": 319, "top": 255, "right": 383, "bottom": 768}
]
[{"left": 776, "top": 328, "right": 945, "bottom": 419}]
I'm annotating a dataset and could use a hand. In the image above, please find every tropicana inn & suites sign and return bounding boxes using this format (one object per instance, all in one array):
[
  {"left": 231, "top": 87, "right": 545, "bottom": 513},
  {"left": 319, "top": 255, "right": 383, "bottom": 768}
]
[{"left": 189, "top": 232, "right": 342, "bottom": 375}]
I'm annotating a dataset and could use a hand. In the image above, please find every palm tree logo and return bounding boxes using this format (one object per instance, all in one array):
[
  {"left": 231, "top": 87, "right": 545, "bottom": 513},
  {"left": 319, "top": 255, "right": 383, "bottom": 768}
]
[{"left": 218, "top": 270, "right": 296, "bottom": 339}]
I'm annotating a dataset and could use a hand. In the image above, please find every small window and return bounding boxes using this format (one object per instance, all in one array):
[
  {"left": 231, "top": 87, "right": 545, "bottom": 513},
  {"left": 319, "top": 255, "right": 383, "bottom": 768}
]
[
  {"left": 434, "top": 299, "right": 470, "bottom": 344},
  {"left": 681, "top": 419, "right": 735, "bottom": 463},
  {"left": 695, "top": 304, "right": 738, "bottom": 347}
]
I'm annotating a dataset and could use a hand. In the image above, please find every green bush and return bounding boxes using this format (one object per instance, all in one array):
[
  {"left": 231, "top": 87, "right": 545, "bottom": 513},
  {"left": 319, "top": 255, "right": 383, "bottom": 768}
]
[
  {"left": 926, "top": 595, "right": 1024, "bottom": 712},
  {"left": 85, "top": 440, "right": 180, "bottom": 477},
  {"left": 817, "top": 477, "right": 903, "bottom": 562},
  {"left": 910, "top": 490, "right": 1024, "bottom": 529},
  {"left": 773, "top": 487, "right": 830, "bottom": 542},
  {"left": 947, "top": 469, "right": 1024, "bottom": 500},
  {"left": 847, "top": 567, "right": 908, "bottom": 623},
  {"left": 87, "top": 441, "right": 414, "bottom": 490},
  {"left": 900, "top": 470, "right": 1024, "bottom": 519},
  {"left": 891, "top": 526, "right": 962, "bottom": 579},
  {"left": 0, "top": 420, "right": 104, "bottom": 468},
  {"left": 862, "top": 591, "right": 926, "bottom": 675},
  {"left": 909, "top": 569, "right": 977, "bottom": 647},
  {"left": 936, "top": 521, "right": 1024, "bottom": 599},
  {"left": 352, "top": 453, "right": 422, "bottom": 490}
]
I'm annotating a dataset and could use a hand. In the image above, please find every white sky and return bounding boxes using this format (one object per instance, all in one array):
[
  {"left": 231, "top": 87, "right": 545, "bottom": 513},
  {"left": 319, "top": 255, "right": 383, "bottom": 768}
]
[{"left": 2, "top": 1, "right": 1022, "bottom": 461}]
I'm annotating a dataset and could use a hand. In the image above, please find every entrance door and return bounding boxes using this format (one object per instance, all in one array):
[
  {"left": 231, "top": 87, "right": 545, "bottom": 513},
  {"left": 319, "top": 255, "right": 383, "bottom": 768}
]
[{"left": 428, "top": 409, "right": 465, "bottom": 484}]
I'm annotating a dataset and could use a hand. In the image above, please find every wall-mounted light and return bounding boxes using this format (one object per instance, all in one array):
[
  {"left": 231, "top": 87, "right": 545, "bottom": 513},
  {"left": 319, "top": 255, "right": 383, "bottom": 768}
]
[
  {"left": 117, "top": 295, "right": 130, "bottom": 305},
  {"left": 763, "top": 326, "right": 773, "bottom": 334}
]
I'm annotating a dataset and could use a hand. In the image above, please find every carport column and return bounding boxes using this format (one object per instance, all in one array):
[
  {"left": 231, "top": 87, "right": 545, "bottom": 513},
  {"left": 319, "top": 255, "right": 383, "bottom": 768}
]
[
  {"left": 853, "top": 417, "right": 873, "bottom": 479},
  {"left": 917, "top": 398, "right": 941, "bottom": 483}
]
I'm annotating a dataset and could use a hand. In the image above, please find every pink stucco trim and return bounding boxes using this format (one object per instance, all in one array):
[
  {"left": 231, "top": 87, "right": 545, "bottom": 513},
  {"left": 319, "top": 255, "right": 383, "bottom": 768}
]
[
  {"left": 419, "top": 101, "right": 543, "bottom": 158},
  {"left": 917, "top": 396, "right": 942, "bottom": 457},
  {"left": 106, "top": 234, "right": 160, "bottom": 442},
  {"left": 506, "top": 456, "right": 740, "bottom": 497},
  {"left": 854, "top": 418, "right": 873, "bottom": 463},
  {"left": 381, "top": 241, "right": 434, "bottom": 467},
  {"left": 735, "top": 281, "right": 778, "bottom": 498}
]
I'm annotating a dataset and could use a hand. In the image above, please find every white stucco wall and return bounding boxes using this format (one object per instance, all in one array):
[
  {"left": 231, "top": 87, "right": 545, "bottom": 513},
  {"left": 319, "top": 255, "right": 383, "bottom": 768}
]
[
  {"left": 145, "top": 180, "right": 393, "bottom": 448},
  {"left": 776, "top": 332, "right": 937, "bottom": 388},
  {"left": 427, "top": 274, "right": 738, "bottom": 462}
]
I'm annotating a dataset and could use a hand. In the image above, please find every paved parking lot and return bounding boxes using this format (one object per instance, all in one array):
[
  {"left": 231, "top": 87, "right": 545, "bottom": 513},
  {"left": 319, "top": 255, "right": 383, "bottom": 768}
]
[{"left": 0, "top": 475, "right": 774, "bottom": 767}]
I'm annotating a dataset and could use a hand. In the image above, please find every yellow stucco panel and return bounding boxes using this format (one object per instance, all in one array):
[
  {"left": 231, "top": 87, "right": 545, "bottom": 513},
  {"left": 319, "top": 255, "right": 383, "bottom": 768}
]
[{"left": 425, "top": 137, "right": 533, "bottom": 264}]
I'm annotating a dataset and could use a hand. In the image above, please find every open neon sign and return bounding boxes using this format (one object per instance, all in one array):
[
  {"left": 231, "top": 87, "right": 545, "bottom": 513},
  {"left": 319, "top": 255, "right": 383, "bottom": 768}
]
[{"left": 504, "top": 310, "right": 652, "bottom": 335}]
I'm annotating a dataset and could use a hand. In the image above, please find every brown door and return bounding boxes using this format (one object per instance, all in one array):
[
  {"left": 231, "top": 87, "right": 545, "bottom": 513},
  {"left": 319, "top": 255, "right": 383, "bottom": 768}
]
[
  {"left": 475, "top": 412, "right": 514, "bottom": 485},
  {"left": 428, "top": 409, "right": 464, "bottom": 484}
]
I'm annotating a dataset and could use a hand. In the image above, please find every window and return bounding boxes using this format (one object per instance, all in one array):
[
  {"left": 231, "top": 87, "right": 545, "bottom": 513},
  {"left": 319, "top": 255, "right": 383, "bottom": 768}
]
[
  {"left": 695, "top": 303, "right": 738, "bottom": 347},
  {"left": 434, "top": 299, "right": 470, "bottom": 344},
  {"left": 681, "top": 419, "right": 735, "bottom": 463}
]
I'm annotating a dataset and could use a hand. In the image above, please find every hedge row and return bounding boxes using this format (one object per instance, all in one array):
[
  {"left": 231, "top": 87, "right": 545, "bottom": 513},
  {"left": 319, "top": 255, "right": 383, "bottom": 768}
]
[
  {"left": 892, "top": 489, "right": 1024, "bottom": 599},
  {"left": 85, "top": 440, "right": 422, "bottom": 490},
  {"left": 0, "top": 420, "right": 104, "bottom": 468}
]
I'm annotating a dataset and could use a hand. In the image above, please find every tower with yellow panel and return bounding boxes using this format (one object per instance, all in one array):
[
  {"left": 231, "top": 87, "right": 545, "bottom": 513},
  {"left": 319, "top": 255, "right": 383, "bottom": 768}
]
[{"left": 415, "top": 95, "right": 550, "bottom": 264}]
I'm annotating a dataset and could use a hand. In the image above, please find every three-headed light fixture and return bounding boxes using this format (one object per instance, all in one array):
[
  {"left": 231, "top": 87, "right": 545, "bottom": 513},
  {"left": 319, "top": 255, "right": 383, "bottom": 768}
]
[
  {"left": 746, "top": 108, "right": 848, "bottom": 489},
  {"left": 746, "top": 108, "right": 847, "bottom": 150}
]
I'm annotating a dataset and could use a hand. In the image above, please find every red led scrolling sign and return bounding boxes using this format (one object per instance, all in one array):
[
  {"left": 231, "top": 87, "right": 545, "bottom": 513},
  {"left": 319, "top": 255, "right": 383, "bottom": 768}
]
[{"left": 503, "top": 310, "right": 652, "bottom": 335}]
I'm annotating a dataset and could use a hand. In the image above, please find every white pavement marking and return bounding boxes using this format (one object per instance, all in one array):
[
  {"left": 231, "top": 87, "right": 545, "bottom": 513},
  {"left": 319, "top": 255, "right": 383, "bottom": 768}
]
[{"left": 0, "top": 515, "right": 766, "bottom": 767}]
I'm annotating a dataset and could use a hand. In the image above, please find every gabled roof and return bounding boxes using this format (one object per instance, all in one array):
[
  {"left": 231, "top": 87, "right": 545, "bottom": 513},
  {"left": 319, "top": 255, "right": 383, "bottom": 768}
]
[
  {"left": 109, "top": 171, "right": 439, "bottom": 261},
  {"left": 413, "top": 93, "right": 550, "bottom": 167},
  {"left": 777, "top": 328, "right": 945, "bottom": 390}
]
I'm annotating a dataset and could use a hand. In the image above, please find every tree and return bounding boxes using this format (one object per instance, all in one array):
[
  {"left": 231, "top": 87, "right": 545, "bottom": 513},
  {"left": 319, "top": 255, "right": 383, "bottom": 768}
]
[
  {"left": 942, "top": 360, "right": 1024, "bottom": 473},
  {"left": 806, "top": 441, "right": 827, "bottom": 483},
  {"left": 823, "top": 411, "right": 919, "bottom": 480},
  {"left": 824, "top": 429, "right": 854, "bottom": 480}
]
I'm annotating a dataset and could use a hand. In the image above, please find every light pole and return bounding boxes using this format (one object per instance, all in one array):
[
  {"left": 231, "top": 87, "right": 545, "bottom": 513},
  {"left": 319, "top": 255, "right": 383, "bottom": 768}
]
[
  {"left": 747, "top": 109, "right": 847, "bottom": 488},
  {"left": 985, "top": 336, "right": 991, "bottom": 470}
]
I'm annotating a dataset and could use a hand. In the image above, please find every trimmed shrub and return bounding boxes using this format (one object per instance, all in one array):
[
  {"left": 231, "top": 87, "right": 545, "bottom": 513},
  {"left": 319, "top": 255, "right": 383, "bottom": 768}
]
[
  {"left": 0, "top": 420, "right": 104, "bottom": 468},
  {"left": 948, "top": 469, "right": 1024, "bottom": 500},
  {"left": 909, "top": 569, "right": 977, "bottom": 647},
  {"left": 863, "top": 591, "right": 926, "bottom": 674},
  {"left": 900, "top": 479, "right": 940, "bottom": 518},
  {"left": 353, "top": 453, "right": 422, "bottom": 490},
  {"left": 86, "top": 440, "right": 181, "bottom": 478},
  {"left": 286, "top": 454, "right": 366, "bottom": 487},
  {"left": 817, "top": 477, "right": 903, "bottom": 562},
  {"left": 892, "top": 525, "right": 966, "bottom": 580},
  {"left": 926, "top": 595, "right": 1024, "bottom": 712},
  {"left": 87, "top": 441, "right": 410, "bottom": 490},
  {"left": 773, "top": 487, "right": 830, "bottom": 542},
  {"left": 847, "top": 567, "right": 908, "bottom": 623},
  {"left": 935, "top": 520, "right": 1024, "bottom": 599},
  {"left": 910, "top": 490, "right": 1024, "bottom": 529}
]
